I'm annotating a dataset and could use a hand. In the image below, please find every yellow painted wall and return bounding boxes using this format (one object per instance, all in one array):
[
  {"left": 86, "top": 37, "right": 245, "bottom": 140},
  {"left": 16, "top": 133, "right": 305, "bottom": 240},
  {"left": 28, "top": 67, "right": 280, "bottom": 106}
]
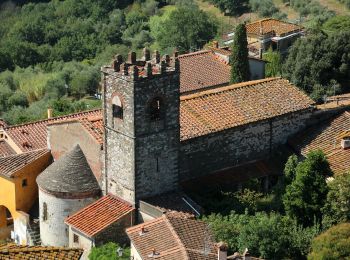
[
  {"left": 14, "top": 152, "right": 52, "bottom": 212},
  {"left": 0, "top": 152, "right": 52, "bottom": 223}
]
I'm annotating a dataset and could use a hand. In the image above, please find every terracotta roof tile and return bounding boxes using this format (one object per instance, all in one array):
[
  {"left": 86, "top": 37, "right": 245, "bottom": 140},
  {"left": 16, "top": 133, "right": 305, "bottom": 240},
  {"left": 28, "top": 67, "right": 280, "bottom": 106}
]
[
  {"left": 246, "top": 18, "right": 303, "bottom": 37},
  {"left": 180, "top": 78, "right": 314, "bottom": 140},
  {"left": 65, "top": 194, "right": 134, "bottom": 237},
  {"left": 0, "top": 140, "right": 15, "bottom": 157},
  {"left": 3, "top": 109, "right": 102, "bottom": 153},
  {"left": 126, "top": 215, "right": 217, "bottom": 260},
  {"left": 179, "top": 50, "right": 230, "bottom": 93},
  {"left": 289, "top": 111, "right": 350, "bottom": 175},
  {"left": 0, "top": 149, "right": 50, "bottom": 178},
  {"left": 0, "top": 243, "right": 83, "bottom": 260}
]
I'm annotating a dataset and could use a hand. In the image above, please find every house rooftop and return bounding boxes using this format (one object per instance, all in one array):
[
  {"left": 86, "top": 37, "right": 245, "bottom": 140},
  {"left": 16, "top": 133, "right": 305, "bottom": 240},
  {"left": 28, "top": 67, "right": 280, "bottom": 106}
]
[
  {"left": 180, "top": 77, "right": 314, "bottom": 141},
  {"left": 126, "top": 214, "right": 217, "bottom": 260},
  {"left": 178, "top": 50, "right": 230, "bottom": 94},
  {"left": 65, "top": 194, "right": 134, "bottom": 238},
  {"left": 0, "top": 109, "right": 102, "bottom": 157},
  {"left": 0, "top": 243, "right": 83, "bottom": 259},
  {"left": 246, "top": 18, "right": 303, "bottom": 37},
  {"left": 0, "top": 149, "right": 50, "bottom": 178},
  {"left": 289, "top": 111, "right": 350, "bottom": 175}
]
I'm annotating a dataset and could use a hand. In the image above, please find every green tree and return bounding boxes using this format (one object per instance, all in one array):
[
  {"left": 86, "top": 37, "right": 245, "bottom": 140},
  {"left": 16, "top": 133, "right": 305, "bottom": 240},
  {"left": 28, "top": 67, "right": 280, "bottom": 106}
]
[
  {"left": 284, "top": 154, "right": 299, "bottom": 185},
  {"left": 204, "top": 211, "right": 320, "bottom": 259},
  {"left": 283, "top": 150, "right": 332, "bottom": 226},
  {"left": 322, "top": 15, "right": 350, "bottom": 34},
  {"left": 263, "top": 48, "right": 282, "bottom": 77},
  {"left": 322, "top": 172, "right": 350, "bottom": 228},
  {"left": 308, "top": 222, "right": 350, "bottom": 260},
  {"left": 8, "top": 91, "right": 28, "bottom": 108},
  {"left": 230, "top": 23, "right": 250, "bottom": 84},
  {"left": 151, "top": 6, "right": 217, "bottom": 53},
  {"left": 209, "top": 0, "right": 249, "bottom": 16},
  {"left": 89, "top": 243, "right": 130, "bottom": 260}
]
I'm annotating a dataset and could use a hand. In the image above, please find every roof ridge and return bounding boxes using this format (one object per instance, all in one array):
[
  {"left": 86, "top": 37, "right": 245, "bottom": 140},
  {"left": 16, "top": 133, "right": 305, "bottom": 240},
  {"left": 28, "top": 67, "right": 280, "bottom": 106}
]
[
  {"left": 125, "top": 216, "right": 165, "bottom": 233},
  {"left": 164, "top": 215, "right": 190, "bottom": 260},
  {"left": 180, "top": 77, "right": 281, "bottom": 101},
  {"left": 6, "top": 109, "right": 102, "bottom": 129},
  {"left": 0, "top": 148, "right": 48, "bottom": 159},
  {"left": 178, "top": 50, "right": 212, "bottom": 59}
]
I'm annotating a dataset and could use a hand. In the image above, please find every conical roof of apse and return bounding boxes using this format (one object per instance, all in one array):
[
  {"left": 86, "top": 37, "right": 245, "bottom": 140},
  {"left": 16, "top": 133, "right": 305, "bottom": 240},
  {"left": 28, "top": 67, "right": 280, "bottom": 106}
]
[{"left": 37, "top": 144, "right": 100, "bottom": 195}]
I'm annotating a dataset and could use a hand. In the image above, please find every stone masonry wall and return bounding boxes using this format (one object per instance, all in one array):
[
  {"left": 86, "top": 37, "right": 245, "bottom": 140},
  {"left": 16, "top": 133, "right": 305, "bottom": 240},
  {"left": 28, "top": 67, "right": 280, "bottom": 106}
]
[
  {"left": 179, "top": 108, "right": 312, "bottom": 180},
  {"left": 103, "top": 56, "right": 180, "bottom": 205},
  {"left": 39, "top": 189, "right": 97, "bottom": 247}
]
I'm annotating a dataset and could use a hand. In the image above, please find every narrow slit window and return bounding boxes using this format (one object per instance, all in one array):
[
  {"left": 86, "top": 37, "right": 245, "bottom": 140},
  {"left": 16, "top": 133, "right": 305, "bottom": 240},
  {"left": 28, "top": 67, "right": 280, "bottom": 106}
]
[
  {"left": 150, "top": 97, "right": 162, "bottom": 121},
  {"left": 112, "top": 95, "right": 123, "bottom": 119},
  {"left": 43, "top": 202, "right": 48, "bottom": 221}
]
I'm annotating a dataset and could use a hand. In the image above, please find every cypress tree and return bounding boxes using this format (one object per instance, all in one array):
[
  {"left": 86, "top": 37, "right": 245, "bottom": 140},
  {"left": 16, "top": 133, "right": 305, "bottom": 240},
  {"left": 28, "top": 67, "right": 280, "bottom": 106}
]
[{"left": 230, "top": 23, "right": 250, "bottom": 84}]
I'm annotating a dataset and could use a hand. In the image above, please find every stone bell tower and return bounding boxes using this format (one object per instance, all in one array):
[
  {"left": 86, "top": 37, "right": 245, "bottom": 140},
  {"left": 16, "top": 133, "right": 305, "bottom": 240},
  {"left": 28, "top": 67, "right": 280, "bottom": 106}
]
[{"left": 101, "top": 49, "right": 180, "bottom": 205}]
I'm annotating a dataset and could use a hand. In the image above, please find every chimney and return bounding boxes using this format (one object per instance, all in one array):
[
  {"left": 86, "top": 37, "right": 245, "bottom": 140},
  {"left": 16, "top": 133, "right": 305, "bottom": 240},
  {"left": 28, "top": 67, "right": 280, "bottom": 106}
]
[
  {"left": 47, "top": 108, "right": 53, "bottom": 119},
  {"left": 341, "top": 137, "right": 350, "bottom": 150},
  {"left": 212, "top": 41, "right": 219, "bottom": 48},
  {"left": 112, "top": 54, "right": 123, "bottom": 72},
  {"left": 216, "top": 242, "right": 228, "bottom": 260}
]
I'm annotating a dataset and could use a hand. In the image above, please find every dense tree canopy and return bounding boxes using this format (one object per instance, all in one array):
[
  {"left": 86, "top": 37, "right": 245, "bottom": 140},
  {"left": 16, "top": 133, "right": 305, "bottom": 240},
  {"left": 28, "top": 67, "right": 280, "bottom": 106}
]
[
  {"left": 322, "top": 173, "right": 350, "bottom": 228},
  {"left": 283, "top": 150, "right": 332, "bottom": 226},
  {"left": 89, "top": 243, "right": 130, "bottom": 260},
  {"left": 283, "top": 30, "right": 350, "bottom": 101},
  {"left": 308, "top": 222, "right": 350, "bottom": 259},
  {"left": 150, "top": 6, "right": 217, "bottom": 53}
]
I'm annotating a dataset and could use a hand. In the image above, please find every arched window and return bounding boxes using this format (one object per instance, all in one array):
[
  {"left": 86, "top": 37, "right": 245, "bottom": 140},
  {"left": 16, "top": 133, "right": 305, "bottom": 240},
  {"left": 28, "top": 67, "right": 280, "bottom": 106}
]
[
  {"left": 149, "top": 97, "right": 162, "bottom": 121},
  {"left": 112, "top": 95, "right": 123, "bottom": 120}
]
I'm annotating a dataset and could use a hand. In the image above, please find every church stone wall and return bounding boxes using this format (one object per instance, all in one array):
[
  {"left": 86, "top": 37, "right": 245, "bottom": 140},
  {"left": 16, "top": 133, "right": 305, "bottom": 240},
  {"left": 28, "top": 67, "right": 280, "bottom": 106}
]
[{"left": 179, "top": 108, "right": 312, "bottom": 180}]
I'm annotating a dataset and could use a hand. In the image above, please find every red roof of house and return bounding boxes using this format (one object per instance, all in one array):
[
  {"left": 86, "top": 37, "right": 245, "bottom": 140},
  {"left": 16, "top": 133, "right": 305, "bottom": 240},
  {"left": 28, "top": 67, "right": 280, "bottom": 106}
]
[
  {"left": 0, "top": 149, "right": 50, "bottom": 178},
  {"left": 289, "top": 111, "right": 350, "bottom": 175},
  {"left": 0, "top": 140, "right": 15, "bottom": 157},
  {"left": 180, "top": 78, "right": 314, "bottom": 141},
  {"left": 65, "top": 194, "right": 134, "bottom": 237},
  {"left": 126, "top": 214, "right": 217, "bottom": 260},
  {"left": 0, "top": 109, "right": 102, "bottom": 157},
  {"left": 179, "top": 50, "right": 230, "bottom": 94},
  {"left": 246, "top": 18, "right": 303, "bottom": 37}
]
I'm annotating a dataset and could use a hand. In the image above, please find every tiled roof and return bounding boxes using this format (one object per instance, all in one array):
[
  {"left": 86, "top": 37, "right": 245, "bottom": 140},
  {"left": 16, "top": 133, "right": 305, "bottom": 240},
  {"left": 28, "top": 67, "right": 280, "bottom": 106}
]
[
  {"left": 179, "top": 50, "right": 230, "bottom": 94},
  {"left": 3, "top": 109, "right": 102, "bottom": 153},
  {"left": 0, "top": 140, "right": 15, "bottom": 157},
  {"left": 37, "top": 145, "right": 100, "bottom": 194},
  {"left": 180, "top": 78, "right": 314, "bottom": 140},
  {"left": 65, "top": 194, "right": 134, "bottom": 237},
  {"left": 0, "top": 149, "right": 50, "bottom": 178},
  {"left": 246, "top": 18, "right": 303, "bottom": 37},
  {"left": 126, "top": 215, "right": 217, "bottom": 260},
  {"left": 142, "top": 192, "right": 201, "bottom": 217},
  {"left": 289, "top": 111, "right": 350, "bottom": 175},
  {"left": 0, "top": 243, "right": 83, "bottom": 260}
]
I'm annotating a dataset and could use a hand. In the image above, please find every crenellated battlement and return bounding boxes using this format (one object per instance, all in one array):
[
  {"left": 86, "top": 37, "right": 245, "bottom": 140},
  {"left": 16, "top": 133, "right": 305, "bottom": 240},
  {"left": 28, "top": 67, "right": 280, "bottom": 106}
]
[{"left": 101, "top": 48, "right": 179, "bottom": 81}]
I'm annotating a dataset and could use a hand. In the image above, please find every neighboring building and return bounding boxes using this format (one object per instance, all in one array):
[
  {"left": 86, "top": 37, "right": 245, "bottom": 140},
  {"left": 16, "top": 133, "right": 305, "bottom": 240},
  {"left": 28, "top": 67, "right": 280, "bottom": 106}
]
[
  {"left": 0, "top": 149, "right": 51, "bottom": 245},
  {"left": 178, "top": 46, "right": 266, "bottom": 95},
  {"left": 0, "top": 243, "right": 83, "bottom": 259},
  {"left": 36, "top": 145, "right": 100, "bottom": 247},
  {"left": 65, "top": 194, "right": 134, "bottom": 258},
  {"left": 289, "top": 110, "right": 350, "bottom": 175},
  {"left": 223, "top": 18, "right": 303, "bottom": 56},
  {"left": 126, "top": 214, "right": 219, "bottom": 260},
  {"left": 0, "top": 109, "right": 102, "bottom": 158}
]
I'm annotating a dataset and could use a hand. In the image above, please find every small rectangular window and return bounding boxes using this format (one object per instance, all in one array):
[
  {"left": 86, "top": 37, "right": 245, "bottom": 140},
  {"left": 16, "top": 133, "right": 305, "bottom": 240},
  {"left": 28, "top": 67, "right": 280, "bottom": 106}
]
[
  {"left": 43, "top": 203, "right": 48, "bottom": 221},
  {"left": 73, "top": 234, "right": 79, "bottom": 244},
  {"left": 22, "top": 179, "right": 28, "bottom": 187}
]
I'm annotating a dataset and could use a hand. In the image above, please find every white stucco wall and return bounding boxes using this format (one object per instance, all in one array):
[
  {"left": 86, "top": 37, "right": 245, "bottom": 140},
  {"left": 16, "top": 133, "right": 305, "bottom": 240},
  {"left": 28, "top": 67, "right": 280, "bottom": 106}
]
[{"left": 39, "top": 189, "right": 97, "bottom": 247}]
